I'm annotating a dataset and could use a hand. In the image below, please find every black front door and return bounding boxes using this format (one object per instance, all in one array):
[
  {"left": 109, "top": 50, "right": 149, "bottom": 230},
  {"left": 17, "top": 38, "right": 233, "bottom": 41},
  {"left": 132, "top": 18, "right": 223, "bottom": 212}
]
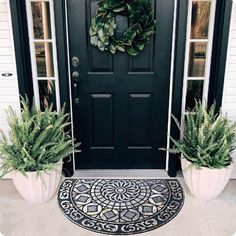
[{"left": 66, "top": 0, "right": 175, "bottom": 169}]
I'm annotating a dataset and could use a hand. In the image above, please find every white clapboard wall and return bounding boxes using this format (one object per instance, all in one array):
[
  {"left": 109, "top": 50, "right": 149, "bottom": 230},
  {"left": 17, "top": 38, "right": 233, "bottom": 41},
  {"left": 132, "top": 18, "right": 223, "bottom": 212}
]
[
  {"left": 0, "top": 0, "right": 20, "bottom": 134},
  {"left": 0, "top": 0, "right": 20, "bottom": 178},
  {"left": 222, "top": 1, "right": 236, "bottom": 178}
]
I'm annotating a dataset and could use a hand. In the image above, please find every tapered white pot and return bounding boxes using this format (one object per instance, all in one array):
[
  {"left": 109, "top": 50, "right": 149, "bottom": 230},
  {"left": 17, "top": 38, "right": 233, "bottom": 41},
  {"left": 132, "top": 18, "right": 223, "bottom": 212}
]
[
  {"left": 181, "top": 158, "right": 233, "bottom": 200},
  {"left": 12, "top": 161, "right": 62, "bottom": 204}
]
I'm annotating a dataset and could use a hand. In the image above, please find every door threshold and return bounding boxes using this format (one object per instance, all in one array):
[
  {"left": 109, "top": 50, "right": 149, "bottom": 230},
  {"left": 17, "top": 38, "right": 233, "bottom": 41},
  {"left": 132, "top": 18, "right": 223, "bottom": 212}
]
[{"left": 73, "top": 169, "right": 170, "bottom": 178}]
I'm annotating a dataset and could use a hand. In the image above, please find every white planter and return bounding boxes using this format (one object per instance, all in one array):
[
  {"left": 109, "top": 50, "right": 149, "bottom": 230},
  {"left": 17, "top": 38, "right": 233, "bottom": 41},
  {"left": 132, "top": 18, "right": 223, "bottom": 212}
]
[
  {"left": 181, "top": 158, "right": 233, "bottom": 200},
  {"left": 12, "top": 161, "right": 62, "bottom": 204}
]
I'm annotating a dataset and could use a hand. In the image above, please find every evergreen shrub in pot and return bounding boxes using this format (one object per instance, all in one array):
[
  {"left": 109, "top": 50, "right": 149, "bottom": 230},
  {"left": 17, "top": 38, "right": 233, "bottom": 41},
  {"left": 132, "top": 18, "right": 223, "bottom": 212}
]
[
  {"left": 164, "top": 101, "right": 236, "bottom": 200},
  {"left": 0, "top": 97, "right": 80, "bottom": 204}
]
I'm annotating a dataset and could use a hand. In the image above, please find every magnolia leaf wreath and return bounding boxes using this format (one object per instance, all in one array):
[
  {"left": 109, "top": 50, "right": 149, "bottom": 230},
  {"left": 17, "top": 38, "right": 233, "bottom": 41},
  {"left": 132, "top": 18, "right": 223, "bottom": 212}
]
[{"left": 89, "top": 0, "right": 156, "bottom": 56}]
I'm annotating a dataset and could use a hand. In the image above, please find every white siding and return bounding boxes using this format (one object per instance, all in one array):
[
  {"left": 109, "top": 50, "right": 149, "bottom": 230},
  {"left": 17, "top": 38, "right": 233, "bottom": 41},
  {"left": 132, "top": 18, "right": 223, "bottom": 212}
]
[
  {"left": 0, "top": 0, "right": 21, "bottom": 178},
  {"left": 222, "top": 1, "right": 236, "bottom": 178},
  {"left": 0, "top": 0, "right": 20, "bottom": 136}
]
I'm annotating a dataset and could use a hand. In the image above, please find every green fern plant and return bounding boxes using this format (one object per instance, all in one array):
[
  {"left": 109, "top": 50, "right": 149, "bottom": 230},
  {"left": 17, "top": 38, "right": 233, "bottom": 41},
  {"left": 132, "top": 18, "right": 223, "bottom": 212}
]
[
  {"left": 0, "top": 96, "right": 80, "bottom": 177},
  {"left": 163, "top": 101, "right": 236, "bottom": 169}
]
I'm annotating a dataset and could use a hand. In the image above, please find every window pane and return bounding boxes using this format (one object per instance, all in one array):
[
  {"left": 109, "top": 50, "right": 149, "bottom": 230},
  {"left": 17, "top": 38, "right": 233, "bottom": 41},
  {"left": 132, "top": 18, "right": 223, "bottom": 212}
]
[
  {"left": 31, "top": 2, "right": 51, "bottom": 39},
  {"left": 38, "top": 80, "right": 56, "bottom": 111},
  {"left": 35, "top": 42, "right": 54, "bottom": 77},
  {"left": 191, "top": 1, "right": 211, "bottom": 39},
  {"left": 185, "top": 80, "right": 204, "bottom": 110},
  {"left": 188, "top": 42, "right": 207, "bottom": 77}
]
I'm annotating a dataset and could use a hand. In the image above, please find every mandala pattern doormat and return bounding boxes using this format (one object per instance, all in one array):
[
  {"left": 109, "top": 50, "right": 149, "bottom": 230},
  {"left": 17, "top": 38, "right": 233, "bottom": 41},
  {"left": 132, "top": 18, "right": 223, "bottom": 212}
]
[{"left": 58, "top": 179, "right": 184, "bottom": 235}]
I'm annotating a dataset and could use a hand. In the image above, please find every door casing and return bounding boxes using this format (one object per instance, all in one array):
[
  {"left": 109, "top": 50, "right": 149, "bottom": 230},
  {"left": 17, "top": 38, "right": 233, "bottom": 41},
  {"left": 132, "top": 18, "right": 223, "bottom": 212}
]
[{"left": 65, "top": 0, "right": 178, "bottom": 171}]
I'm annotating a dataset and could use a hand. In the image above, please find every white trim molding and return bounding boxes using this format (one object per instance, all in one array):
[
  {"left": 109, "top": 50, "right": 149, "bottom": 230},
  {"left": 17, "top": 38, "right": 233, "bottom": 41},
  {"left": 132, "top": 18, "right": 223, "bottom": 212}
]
[
  {"left": 25, "top": 0, "right": 60, "bottom": 111},
  {"left": 166, "top": 0, "right": 178, "bottom": 172},
  {"left": 181, "top": 0, "right": 217, "bottom": 127},
  {"left": 73, "top": 169, "right": 170, "bottom": 179},
  {"left": 64, "top": 0, "right": 76, "bottom": 173},
  {"left": 64, "top": 0, "right": 178, "bottom": 174}
]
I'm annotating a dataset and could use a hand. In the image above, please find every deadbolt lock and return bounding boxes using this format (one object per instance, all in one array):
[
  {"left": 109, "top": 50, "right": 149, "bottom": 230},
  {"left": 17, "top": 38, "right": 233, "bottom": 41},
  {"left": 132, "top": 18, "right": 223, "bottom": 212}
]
[{"left": 71, "top": 57, "right": 79, "bottom": 67}]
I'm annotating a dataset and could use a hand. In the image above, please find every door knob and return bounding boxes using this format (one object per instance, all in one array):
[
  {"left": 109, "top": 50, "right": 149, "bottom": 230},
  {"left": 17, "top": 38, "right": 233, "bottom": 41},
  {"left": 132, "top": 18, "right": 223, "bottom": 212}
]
[
  {"left": 72, "top": 71, "right": 79, "bottom": 82},
  {"left": 71, "top": 57, "right": 79, "bottom": 67}
]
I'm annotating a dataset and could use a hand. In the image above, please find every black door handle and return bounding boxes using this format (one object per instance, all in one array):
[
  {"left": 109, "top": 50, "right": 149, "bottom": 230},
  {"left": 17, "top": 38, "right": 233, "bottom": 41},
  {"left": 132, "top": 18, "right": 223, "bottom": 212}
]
[
  {"left": 72, "top": 71, "right": 79, "bottom": 104},
  {"left": 72, "top": 71, "right": 79, "bottom": 82},
  {"left": 73, "top": 83, "right": 79, "bottom": 104}
]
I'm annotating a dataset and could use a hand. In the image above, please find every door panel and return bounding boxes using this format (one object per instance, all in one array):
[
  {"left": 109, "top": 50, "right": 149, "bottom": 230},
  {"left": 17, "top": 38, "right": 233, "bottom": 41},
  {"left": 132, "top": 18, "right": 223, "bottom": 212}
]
[
  {"left": 89, "top": 94, "right": 114, "bottom": 148},
  {"left": 128, "top": 94, "right": 152, "bottom": 147},
  {"left": 67, "top": 0, "right": 175, "bottom": 169}
]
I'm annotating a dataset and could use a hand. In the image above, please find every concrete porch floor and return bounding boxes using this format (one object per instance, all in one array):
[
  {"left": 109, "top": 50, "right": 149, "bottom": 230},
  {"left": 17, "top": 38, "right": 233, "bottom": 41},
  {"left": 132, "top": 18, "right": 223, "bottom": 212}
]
[{"left": 0, "top": 178, "right": 236, "bottom": 236}]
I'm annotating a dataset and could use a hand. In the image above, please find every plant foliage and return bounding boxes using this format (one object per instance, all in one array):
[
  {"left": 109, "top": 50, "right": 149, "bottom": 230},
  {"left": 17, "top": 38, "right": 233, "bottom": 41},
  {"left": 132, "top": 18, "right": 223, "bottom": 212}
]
[
  {"left": 163, "top": 101, "right": 236, "bottom": 169},
  {"left": 0, "top": 96, "right": 80, "bottom": 177},
  {"left": 90, "top": 0, "right": 156, "bottom": 56}
]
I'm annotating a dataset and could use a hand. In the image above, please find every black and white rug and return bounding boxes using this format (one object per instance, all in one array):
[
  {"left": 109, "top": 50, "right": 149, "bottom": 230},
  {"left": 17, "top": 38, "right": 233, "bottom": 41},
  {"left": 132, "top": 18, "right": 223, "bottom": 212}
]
[{"left": 58, "top": 179, "right": 184, "bottom": 235}]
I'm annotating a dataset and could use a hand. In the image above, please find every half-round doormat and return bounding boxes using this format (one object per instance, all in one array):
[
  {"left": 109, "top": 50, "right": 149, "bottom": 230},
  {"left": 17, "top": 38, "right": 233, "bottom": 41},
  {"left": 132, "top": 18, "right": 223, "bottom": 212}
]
[{"left": 58, "top": 179, "right": 184, "bottom": 235}]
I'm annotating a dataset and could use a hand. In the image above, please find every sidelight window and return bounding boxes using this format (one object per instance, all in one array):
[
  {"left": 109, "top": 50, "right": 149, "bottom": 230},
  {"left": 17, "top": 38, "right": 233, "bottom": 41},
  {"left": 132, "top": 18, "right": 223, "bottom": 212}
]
[
  {"left": 182, "top": 0, "right": 216, "bottom": 119},
  {"left": 26, "top": 0, "right": 60, "bottom": 111}
]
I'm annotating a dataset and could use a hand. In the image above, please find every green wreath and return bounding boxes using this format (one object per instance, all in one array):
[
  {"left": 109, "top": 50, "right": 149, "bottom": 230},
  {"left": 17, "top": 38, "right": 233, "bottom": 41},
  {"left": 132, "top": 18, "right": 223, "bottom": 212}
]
[{"left": 89, "top": 0, "right": 156, "bottom": 56}]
